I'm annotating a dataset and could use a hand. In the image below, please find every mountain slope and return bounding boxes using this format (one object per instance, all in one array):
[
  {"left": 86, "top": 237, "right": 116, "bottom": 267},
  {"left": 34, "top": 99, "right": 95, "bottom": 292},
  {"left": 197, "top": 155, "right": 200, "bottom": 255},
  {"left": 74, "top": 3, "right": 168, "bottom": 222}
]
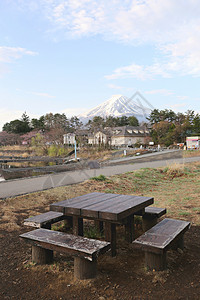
[{"left": 79, "top": 94, "right": 151, "bottom": 122}]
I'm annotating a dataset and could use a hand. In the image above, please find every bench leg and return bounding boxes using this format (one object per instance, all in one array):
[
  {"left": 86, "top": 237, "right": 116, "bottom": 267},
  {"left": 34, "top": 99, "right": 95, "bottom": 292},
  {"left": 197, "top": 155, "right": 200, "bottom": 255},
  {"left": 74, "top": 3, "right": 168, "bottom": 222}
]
[
  {"left": 32, "top": 245, "right": 53, "bottom": 264},
  {"left": 74, "top": 257, "right": 97, "bottom": 279},
  {"left": 172, "top": 235, "right": 184, "bottom": 250},
  {"left": 142, "top": 217, "right": 158, "bottom": 231},
  {"left": 73, "top": 216, "right": 83, "bottom": 236},
  {"left": 145, "top": 251, "right": 167, "bottom": 271},
  {"left": 105, "top": 222, "right": 116, "bottom": 257},
  {"left": 125, "top": 214, "right": 134, "bottom": 243},
  {"left": 177, "top": 235, "right": 184, "bottom": 250}
]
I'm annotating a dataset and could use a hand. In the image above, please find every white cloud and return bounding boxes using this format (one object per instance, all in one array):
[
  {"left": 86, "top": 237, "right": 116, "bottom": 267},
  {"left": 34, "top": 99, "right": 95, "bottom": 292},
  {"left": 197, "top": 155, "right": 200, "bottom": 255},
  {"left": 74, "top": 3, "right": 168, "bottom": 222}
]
[
  {"left": 105, "top": 62, "right": 171, "bottom": 80},
  {"left": 0, "top": 46, "right": 37, "bottom": 63},
  {"left": 11, "top": 1, "right": 200, "bottom": 78},
  {"left": 0, "top": 46, "right": 38, "bottom": 77}
]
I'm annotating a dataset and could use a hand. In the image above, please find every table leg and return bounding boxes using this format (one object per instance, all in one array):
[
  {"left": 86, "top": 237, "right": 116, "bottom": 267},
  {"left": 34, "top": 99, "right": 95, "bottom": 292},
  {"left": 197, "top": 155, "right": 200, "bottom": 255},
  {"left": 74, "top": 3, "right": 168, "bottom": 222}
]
[
  {"left": 73, "top": 216, "right": 83, "bottom": 236},
  {"left": 105, "top": 222, "right": 116, "bottom": 257},
  {"left": 94, "top": 220, "right": 104, "bottom": 234},
  {"left": 125, "top": 214, "right": 134, "bottom": 243},
  {"left": 64, "top": 216, "right": 73, "bottom": 230}
]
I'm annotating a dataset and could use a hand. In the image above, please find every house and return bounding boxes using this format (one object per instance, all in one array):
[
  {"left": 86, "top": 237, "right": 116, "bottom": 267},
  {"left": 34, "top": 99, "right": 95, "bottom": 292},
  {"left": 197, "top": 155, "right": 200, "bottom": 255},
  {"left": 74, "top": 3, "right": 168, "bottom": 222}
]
[
  {"left": 111, "top": 126, "right": 150, "bottom": 147},
  {"left": 88, "top": 126, "right": 150, "bottom": 147},
  {"left": 63, "top": 133, "right": 76, "bottom": 145},
  {"left": 88, "top": 128, "right": 112, "bottom": 145}
]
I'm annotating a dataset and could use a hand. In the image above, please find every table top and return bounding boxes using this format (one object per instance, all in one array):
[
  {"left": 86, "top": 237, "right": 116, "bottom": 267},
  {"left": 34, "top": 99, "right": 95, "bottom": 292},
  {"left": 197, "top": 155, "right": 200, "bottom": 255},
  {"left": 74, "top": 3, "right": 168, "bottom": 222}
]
[{"left": 50, "top": 192, "right": 154, "bottom": 221}]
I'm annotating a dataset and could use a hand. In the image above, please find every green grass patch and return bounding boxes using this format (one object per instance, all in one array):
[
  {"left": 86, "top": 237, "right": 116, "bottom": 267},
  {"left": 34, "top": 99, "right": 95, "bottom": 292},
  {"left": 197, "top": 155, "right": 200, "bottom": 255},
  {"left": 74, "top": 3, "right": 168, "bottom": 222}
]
[
  {"left": 90, "top": 174, "right": 108, "bottom": 181},
  {"left": 84, "top": 225, "right": 103, "bottom": 239},
  {"left": 178, "top": 210, "right": 191, "bottom": 216}
]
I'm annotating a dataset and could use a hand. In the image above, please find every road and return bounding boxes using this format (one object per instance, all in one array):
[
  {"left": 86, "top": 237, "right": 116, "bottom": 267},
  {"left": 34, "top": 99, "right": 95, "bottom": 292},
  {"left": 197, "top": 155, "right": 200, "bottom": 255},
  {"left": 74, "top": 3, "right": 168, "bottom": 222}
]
[{"left": 0, "top": 155, "right": 199, "bottom": 199}]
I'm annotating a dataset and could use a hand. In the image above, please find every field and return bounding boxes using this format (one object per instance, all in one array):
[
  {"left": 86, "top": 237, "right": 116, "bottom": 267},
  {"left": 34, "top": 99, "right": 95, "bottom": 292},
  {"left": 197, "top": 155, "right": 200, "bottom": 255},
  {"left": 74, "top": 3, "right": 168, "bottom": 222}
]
[{"left": 0, "top": 161, "right": 200, "bottom": 299}]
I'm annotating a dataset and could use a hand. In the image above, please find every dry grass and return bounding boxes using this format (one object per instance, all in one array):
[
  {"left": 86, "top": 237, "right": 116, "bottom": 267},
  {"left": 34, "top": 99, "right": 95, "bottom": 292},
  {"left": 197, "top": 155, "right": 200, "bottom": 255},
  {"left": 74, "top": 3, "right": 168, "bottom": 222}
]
[
  {"left": 183, "top": 150, "right": 200, "bottom": 157},
  {"left": 1, "top": 161, "right": 200, "bottom": 232}
]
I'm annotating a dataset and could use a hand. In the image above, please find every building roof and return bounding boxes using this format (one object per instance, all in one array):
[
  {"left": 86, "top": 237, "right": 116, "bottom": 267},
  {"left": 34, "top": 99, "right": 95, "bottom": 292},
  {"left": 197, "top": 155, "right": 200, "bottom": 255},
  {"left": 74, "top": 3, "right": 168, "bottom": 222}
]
[{"left": 111, "top": 126, "right": 149, "bottom": 137}]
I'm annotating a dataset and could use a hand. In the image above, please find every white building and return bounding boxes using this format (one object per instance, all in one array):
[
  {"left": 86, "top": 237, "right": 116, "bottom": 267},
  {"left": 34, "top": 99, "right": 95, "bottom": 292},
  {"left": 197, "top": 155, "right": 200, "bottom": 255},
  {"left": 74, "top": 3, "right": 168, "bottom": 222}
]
[
  {"left": 63, "top": 133, "right": 76, "bottom": 145},
  {"left": 88, "top": 126, "right": 150, "bottom": 147}
]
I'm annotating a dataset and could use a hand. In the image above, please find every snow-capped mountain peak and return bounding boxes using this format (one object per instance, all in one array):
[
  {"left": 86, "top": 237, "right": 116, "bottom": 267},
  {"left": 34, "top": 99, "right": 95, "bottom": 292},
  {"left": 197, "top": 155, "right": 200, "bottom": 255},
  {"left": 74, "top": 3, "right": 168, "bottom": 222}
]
[{"left": 79, "top": 94, "right": 151, "bottom": 122}]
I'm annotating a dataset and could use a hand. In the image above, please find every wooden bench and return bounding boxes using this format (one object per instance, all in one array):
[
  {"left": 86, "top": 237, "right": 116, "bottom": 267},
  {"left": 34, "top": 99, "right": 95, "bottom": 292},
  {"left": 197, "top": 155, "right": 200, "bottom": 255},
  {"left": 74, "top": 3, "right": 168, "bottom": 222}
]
[
  {"left": 24, "top": 211, "right": 66, "bottom": 229},
  {"left": 132, "top": 218, "right": 190, "bottom": 271},
  {"left": 20, "top": 228, "right": 111, "bottom": 279},
  {"left": 142, "top": 207, "right": 166, "bottom": 231}
]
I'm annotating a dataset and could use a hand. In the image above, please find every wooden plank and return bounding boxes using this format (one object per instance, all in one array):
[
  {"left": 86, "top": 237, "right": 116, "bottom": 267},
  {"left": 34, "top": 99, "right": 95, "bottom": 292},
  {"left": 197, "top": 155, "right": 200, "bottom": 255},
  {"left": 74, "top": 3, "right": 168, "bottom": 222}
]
[
  {"left": 81, "top": 194, "right": 135, "bottom": 219},
  {"left": 20, "top": 229, "right": 111, "bottom": 261},
  {"left": 99, "top": 196, "right": 154, "bottom": 221},
  {"left": 65, "top": 193, "right": 120, "bottom": 216},
  {"left": 144, "top": 207, "right": 166, "bottom": 218},
  {"left": 80, "top": 193, "right": 122, "bottom": 218},
  {"left": 24, "top": 211, "right": 64, "bottom": 228},
  {"left": 133, "top": 218, "right": 190, "bottom": 254},
  {"left": 50, "top": 192, "right": 102, "bottom": 214}
]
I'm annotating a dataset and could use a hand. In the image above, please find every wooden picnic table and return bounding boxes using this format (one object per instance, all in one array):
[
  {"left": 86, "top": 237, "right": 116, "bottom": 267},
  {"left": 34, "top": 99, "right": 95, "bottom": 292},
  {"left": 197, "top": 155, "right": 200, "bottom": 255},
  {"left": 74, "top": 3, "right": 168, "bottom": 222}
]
[{"left": 50, "top": 192, "right": 154, "bottom": 256}]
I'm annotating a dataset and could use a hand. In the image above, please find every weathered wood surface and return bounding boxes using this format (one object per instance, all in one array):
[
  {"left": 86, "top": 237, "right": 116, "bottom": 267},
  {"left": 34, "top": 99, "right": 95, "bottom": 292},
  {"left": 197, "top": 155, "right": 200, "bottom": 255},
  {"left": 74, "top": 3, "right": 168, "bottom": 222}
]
[
  {"left": 32, "top": 245, "right": 53, "bottom": 264},
  {"left": 145, "top": 251, "right": 167, "bottom": 271},
  {"left": 73, "top": 216, "right": 83, "bottom": 236},
  {"left": 70, "top": 193, "right": 121, "bottom": 218},
  {"left": 20, "top": 228, "right": 111, "bottom": 261},
  {"left": 144, "top": 207, "right": 166, "bottom": 218},
  {"left": 133, "top": 218, "right": 190, "bottom": 254},
  {"left": 105, "top": 222, "right": 116, "bottom": 257},
  {"left": 24, "top": 211, "right": 64, "bottom": 228},
  {"left": 74, "top": 257, "right": 97, "bottom": 279},
  {"left": 98, "top": 195, "right": 153, "bottom": 221},
  {"left": 50, "top": 192, "right": 154, "bottom": 222},
  {"left": 50, "top": 192, "right": 102, "bottom": 213}
]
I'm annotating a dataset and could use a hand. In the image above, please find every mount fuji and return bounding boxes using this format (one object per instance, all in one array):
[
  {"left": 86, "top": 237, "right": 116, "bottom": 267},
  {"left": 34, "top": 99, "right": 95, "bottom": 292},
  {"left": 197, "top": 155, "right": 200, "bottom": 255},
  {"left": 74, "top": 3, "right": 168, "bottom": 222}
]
[{"left": 79, "top": 94, "right": 152, "bottom": 123}]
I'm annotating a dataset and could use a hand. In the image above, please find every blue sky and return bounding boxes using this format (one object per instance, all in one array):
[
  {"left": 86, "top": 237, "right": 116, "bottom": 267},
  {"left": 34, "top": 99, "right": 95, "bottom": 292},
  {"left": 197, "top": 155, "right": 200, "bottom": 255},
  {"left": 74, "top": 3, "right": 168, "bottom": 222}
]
[{"left": 0, "top": 0, "right": 200, "bottom": 130}]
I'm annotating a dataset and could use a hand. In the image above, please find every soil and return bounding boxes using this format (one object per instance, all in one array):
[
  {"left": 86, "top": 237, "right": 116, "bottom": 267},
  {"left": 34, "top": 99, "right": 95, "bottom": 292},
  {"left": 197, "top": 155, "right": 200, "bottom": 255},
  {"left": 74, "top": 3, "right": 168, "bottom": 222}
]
[{"left": 1, "top": 162, "right": 200, "bottom": 299}]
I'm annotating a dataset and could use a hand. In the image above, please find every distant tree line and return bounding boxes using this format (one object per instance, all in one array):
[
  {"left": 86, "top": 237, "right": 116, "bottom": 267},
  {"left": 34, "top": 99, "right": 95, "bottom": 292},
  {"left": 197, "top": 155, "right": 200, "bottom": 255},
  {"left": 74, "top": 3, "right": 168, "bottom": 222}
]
[
  {"left": 2, "top": 113, "right": 139, "bottom": 135},
  {"left": 87, "top": 115, "right": 139, "bottom": 131},
  {"left": 147, "top": 109, "right": 200, "bottom": 146},
  {"left": 2, "top": 112, "right": 83, "bottom": 134},
  {"left": 2, "top": 109, "right": 199, "bottom": 147}
]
